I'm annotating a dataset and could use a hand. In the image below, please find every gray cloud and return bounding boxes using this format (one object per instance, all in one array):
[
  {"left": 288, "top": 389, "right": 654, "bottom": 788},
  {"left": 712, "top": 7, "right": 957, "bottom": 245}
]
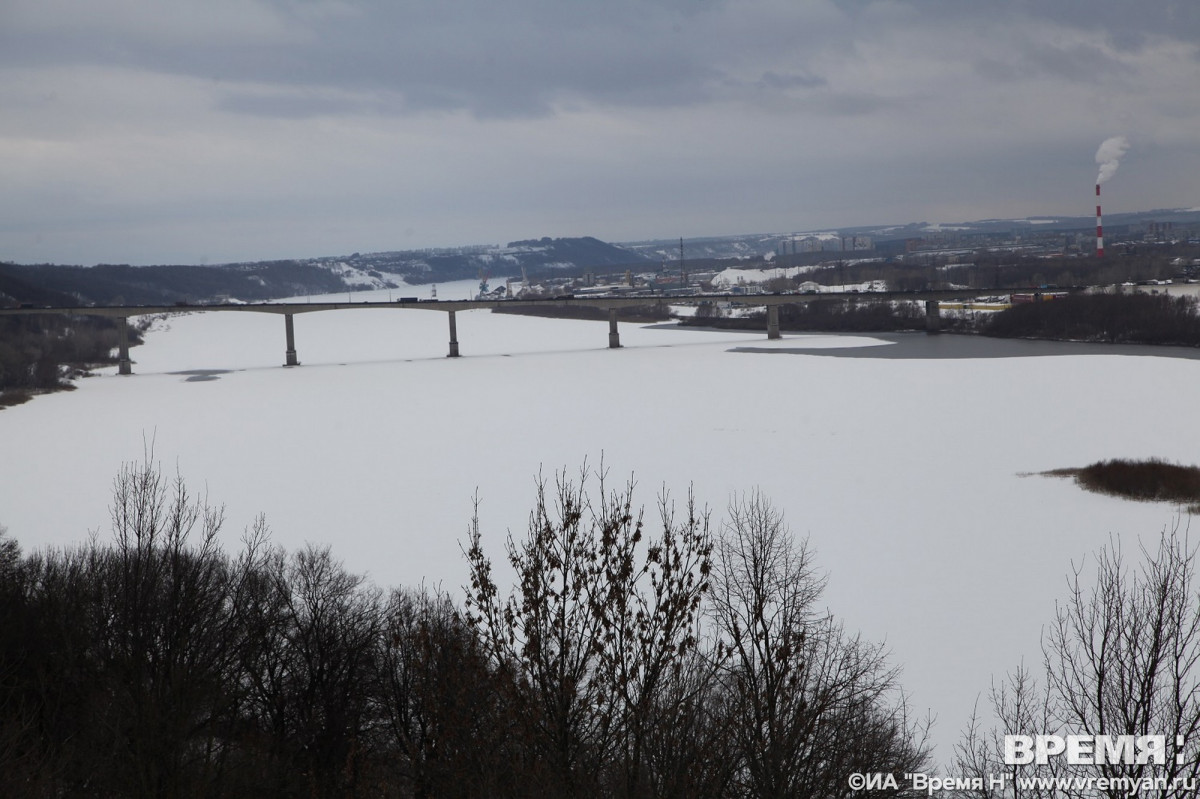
[
  {"left": 215, "top": 90, "right": 395, "bottom": 119},
  {"left": 3, "top": 1, "right": 1197, "bottom": 114},
  {"left": 756, "top": 71, "right": 828, "bottom": 91},
  {"left": 975, "top": 40, "right": 1136, "bottom": 84},
  {"left": 1, "top": 0, "right": 1199, "bottom": 264},
  {"left": 0, "top": 0, "right": 746, "bottom": 118},
  {"left": 5, "top": 1, "right": 1191, "bottom": 120}
]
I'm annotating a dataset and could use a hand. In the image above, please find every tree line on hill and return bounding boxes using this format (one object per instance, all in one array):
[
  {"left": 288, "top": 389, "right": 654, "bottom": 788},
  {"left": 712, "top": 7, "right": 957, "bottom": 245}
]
[
  {"left": 0, "top": 262, "right": 350, "bottom": 307},
  {"left": 0, "top": 238, "right": 649, "bottom": 304}
]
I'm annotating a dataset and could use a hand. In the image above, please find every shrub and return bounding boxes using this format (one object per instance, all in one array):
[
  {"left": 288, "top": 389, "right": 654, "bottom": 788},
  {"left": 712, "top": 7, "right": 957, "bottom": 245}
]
[{"left": 1047, "top": 458, "right": 1200, "bottom": 504}]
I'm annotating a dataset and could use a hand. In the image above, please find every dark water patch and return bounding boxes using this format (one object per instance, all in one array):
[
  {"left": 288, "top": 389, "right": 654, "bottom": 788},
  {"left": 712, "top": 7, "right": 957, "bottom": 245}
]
[
  {"left": 730, "top": 332, "right": 1200, "bottom": 361},
  {"left": 170, "top": 369, "right": 232, "bottom": 382}
]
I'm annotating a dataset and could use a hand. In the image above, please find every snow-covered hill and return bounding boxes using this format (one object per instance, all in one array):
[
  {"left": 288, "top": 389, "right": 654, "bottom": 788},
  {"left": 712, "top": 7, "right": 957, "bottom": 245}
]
[{"left": 318, "top": 236, "right": 649, "bottom": 287}]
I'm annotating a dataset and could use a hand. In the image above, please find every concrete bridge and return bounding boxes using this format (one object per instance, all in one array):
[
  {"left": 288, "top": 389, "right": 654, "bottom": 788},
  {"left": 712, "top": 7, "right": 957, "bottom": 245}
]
[{"left": 0, "top": 288, "right": 1076, "bottom": 375}]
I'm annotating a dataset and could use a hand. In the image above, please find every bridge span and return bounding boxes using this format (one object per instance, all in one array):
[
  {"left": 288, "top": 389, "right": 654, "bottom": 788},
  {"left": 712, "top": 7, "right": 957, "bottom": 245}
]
[{"left": 0, "top": 288, "right": 1076, "bottom": 375}]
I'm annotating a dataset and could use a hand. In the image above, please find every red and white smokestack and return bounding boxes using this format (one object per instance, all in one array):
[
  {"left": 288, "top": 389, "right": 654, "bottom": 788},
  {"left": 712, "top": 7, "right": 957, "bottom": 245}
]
[{"left": 1095, "top": 183, "right": 1104, "bottom": 257}]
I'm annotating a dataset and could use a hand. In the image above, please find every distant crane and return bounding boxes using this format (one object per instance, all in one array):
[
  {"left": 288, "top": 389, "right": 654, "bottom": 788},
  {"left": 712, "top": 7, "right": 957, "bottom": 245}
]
[{"left": 477, "top": 267, "right": 490, "bottom": 299}]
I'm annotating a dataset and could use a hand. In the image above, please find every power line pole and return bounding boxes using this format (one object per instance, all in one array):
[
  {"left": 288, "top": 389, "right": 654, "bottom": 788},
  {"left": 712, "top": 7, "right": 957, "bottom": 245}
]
[{"left": 680, "top": 237, "right": 686, "bottom": 287}]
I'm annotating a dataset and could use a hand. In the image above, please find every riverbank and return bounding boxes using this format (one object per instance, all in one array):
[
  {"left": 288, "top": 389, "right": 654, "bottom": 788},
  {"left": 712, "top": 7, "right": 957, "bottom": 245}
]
[{"left": 678, "top": 291, "right": 1200, "bottom": 350}]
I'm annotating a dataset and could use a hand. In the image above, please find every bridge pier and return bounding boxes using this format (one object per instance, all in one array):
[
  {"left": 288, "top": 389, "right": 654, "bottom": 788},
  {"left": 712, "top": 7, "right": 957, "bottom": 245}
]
[
  {"left": 925, "top": 300, "right": 941, "bottom": 334},
  {"left": 284, "top": 313, "right": 299, "bottom": 365},
  {"left": 608, "top": 308, "right": 621, "bottom": 348},
  {"left": 117, "top": 316, "right": 132, "bottom": 375},
  {"left": 767, "top": 305, "right": 781, "bottom": 340},
  {"left": 447, "top": 310, "right": 460, "bottom": 357}
]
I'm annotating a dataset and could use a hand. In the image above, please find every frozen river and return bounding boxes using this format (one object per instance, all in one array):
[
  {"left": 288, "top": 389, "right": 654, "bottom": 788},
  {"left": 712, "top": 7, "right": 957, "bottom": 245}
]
[{"left": 3, "top": 281, "right": 1198, "bottom": 763}]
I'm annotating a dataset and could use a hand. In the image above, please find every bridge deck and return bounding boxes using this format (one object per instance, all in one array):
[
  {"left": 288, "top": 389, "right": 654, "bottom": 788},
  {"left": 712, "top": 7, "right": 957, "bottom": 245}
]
[{"left": 0, "top": 287, "right": 1078, "bottom": 317}]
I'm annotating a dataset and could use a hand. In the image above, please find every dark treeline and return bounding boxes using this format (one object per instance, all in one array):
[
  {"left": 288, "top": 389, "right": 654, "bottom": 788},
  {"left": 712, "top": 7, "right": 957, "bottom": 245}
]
[
  {"left": 493, "top": 303, "right": 671, "bottom": 323},
  {"left": 984, "top": 292, "right": 1200, "bottom": 345},
  {"left": 0, "top": 459, "right": 930, "bottom": 798},
  {"left": 0, "top": 274, "right": 138, "bottom": 406},
  {"left": 0, "top": 315, "right": 141, "bottom": 407},
  {"left": 681, "top": 299, "right": 929, "bottom": 333},
  {"left": 0, "top": 262, "right": 350, "bottom": 307},
  {"left": 0, "top": 258, "right": 349, "bottom": 407},
  {"left": 681, "top": 292, "right": 1200, "bottom": 343}
]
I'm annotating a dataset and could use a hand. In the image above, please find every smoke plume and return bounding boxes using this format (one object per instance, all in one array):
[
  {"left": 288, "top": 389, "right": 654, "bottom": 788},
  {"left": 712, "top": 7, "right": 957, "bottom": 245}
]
[{"left": 1095, "top": 136, "right": 1129, "bottom": 184}]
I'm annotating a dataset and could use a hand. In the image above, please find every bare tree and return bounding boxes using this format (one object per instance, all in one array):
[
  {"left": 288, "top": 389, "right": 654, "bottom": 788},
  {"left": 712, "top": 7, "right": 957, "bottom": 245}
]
[
  {"left": 954, "top": 525, "right": 1200, "bottom": 799},
  {"left": 955, "top": 666, "right": 1068, "bottom": 799},
  {"left": 464, "top": 469, "right": 607, "bottom": 795},
  {"left": 1, "top": 453, "right": 265, "bottom": 797},
  {"left": 0, "top": 524, "right": 16, "bottom": 577},
  {"left": 639, "top": 647, "right": 740, "bottom": 799},
  {"left": 463, "top": 463, "right": 713, "bottom": 798},
  {"left": 1048, "top": 529, "right": 1200, "bottom": 792},
  {"left": 374, "top": 585, "right": 537, "bottom": 798},
  {"left": 0, "top": 523, "right": 51, "bottom": 796},
  {"left": 93, "top": 454, "right": 245, "bottom": 798},
  {"left": 709, "top": 490, "right": 931, "bottom": 798},
  {"left": 238, "top": 543, "right": 382, "bottom": 799},
  {"left": 591, "top": 483, "right": 713, "bottom": 797},
  {"left": 708, "top": 490, "right": 825, "bottom": 796}
]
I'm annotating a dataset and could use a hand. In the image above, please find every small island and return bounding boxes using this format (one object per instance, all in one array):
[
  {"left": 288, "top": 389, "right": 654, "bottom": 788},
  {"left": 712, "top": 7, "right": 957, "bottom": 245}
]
[{"left": 1041, "top": 458, "right": 1200, "bottom": 512}]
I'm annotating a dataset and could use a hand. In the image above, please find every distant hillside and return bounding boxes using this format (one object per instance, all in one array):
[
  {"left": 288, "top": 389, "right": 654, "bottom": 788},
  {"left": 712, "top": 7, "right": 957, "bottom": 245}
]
[
  {"left": 0, "top": 237, "right": 650, "bottom": 306},
  {"left": 0, "top": 261, "right": 350, "bottom": 306},
  {"left": 621, "top": 208, "right": 1200, "bottom": 262},
  {"left": 5, "top": 210, "right": 1198, "bottom": 307},
  {"left": 343, "top": 236, "right": 649, "bottom": 285},
  {"left": 621, "top": 234, "right": 781, "bottom": 262}
]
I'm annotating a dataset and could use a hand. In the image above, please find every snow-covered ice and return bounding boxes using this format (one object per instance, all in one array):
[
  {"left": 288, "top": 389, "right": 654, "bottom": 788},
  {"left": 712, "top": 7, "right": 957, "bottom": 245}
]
[{"left": 3, "top": 278, "right": 1199, "bottom": 763}]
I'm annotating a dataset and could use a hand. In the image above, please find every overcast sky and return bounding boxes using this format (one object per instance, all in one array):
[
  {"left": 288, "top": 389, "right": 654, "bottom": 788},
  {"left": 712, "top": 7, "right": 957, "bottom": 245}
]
[{"left": 2, "top": 0, "right": 1198, "bottom": 265}]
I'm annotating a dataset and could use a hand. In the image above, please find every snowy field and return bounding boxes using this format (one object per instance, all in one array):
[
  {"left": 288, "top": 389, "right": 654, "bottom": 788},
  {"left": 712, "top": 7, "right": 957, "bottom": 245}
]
[{"left": 3, "top": 278, "right": 1200, "bottom": 763}]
